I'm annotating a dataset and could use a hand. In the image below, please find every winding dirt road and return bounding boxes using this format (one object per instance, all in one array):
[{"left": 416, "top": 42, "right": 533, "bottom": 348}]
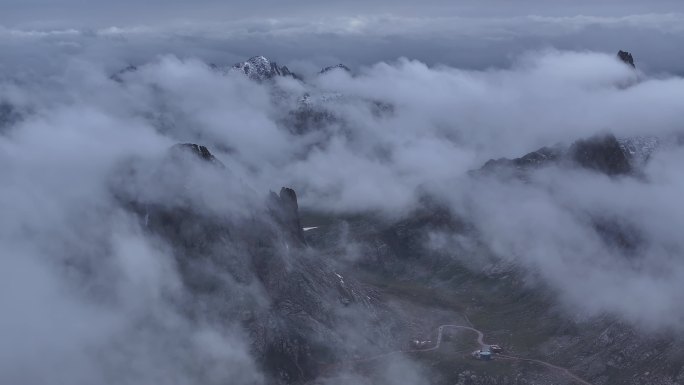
[{"left": 314, "top": 323, "right": 593, "bottom": 385}]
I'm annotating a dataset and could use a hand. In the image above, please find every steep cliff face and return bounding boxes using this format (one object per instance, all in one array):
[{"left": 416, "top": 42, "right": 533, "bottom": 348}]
[
  {"left": 568, "top": 134, "right": 632, "bottom": 175},
  {"left": 268, "top": 187, "right": 305, "bottom": 244}
]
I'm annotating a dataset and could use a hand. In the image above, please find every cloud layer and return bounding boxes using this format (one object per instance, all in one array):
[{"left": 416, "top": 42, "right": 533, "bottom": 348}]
[
  {"left": 2, "top": 44, "right": 684, "bottom": 384},
  {"left": 3, "top": 11, "right": 684, "bottom": 75}
]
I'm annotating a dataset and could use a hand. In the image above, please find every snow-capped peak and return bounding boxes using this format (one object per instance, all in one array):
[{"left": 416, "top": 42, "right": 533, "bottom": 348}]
[{"left": 231, "top": 56, "right": 297, "bottom": 81}]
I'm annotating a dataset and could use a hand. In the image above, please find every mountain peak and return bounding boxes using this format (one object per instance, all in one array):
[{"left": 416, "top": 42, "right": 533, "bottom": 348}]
[
  {"left": 232, "top": 56, "right": 298, "bottom": 81},
  {"left": 569, "top": 133, "right": 632, "bottom": 175},
  {"left": 110, "top": 64, "right": 138, "bottom": 83},
  {"left": 320, "top": 64, "right": 351, "bottom": 74},
  {"left": 617, "top": 50, "right": 635, "bottom": 68},
  {"left": 267, "top": 187, "right": 305, "bottom": 244},
  {"left": 478, "top": 133, "right": 636, "bottom": 177},
  {"left": 170, "top": 143, "right": 225, "bottom": 167}
]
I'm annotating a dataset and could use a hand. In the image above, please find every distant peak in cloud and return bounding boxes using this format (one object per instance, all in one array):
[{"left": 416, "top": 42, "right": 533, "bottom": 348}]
[
  {"left": 230, "top": 55, "right": 300, "bottom": 81},
  {"left": 320, "top": 63, "right": 351, "bottom": 74},
  {"left": 110, "top": 64, "right": 139, "bottom": 83},
  {"left": 171, "top": 143, "right": 222, "bottom": 166},
  {"left": 477, "top": 133, "right": 652, "bottom": 178},
  {"left": 618, "top": 50, "right": 636, "bottom": 68}
]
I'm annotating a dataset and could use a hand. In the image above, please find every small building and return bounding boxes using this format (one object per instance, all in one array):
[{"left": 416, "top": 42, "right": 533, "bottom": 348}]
[
  {"left": 472, "top": 347, "right": 493, "bottom": 361},
  {"left": 479, "top": 345, "right": 492, "bottom": 361}
]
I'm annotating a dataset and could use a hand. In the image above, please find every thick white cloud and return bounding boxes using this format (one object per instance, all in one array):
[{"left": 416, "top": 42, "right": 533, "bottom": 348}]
[{"left": 2, "top": 44, "right": 684, "bottom": 384}]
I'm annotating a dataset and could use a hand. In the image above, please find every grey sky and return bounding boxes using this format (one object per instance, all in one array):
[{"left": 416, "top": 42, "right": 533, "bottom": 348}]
[
  {"left": 2, "top": 0, "right": 684, "bottom": 27},
  {"left": 2, "top": 0, "right": 684, "bottom": 74}
]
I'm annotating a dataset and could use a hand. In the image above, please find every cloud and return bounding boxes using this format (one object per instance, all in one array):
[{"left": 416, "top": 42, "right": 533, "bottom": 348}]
[
  {"left": 4, "top": 10, "right": 684, "bottom": 75},
  {"left": 2, "top": 41, "right": 684, "bottom": 385},
  {"left": 444, "top": 152, "right": 684, "bottom": 331},
  {"left": 0, "top": 59, "right": 269, "bottom": 384}
]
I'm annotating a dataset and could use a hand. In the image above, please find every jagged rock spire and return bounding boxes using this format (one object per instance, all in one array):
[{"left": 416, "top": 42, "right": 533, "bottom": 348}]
[
  {"left": 268, "top": 187, "right": 305, "bottom": 244},
  {"left": 618, "top": 50, "right": 635, "bottom": 68}
]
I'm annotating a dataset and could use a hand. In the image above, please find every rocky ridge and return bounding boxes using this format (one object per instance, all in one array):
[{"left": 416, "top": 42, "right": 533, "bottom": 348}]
[
  {"left": 478, "top": 133, "right": 661, "bottom": 177},
  {"left": 112, "top": 143, "right": 387, "bottom": 384},
  {"left": 230, "top": 56, "right": 299, "bottom": 81}
]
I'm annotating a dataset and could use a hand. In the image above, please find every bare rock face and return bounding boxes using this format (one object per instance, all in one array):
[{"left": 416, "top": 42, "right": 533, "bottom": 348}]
[
  {"left": 269, "top": 187, "right": 305, "bottom": 244},
  {"left": 479, "top": 145, "right": 565, "bottom": 176},
  {"left": 568, "top": 134, "right": 632, "bottom": 176},
  {"left": 232, "top": 56, "right": 299, "bottom": 81},
  {"left": 320, "top": 64, "right": 351, "bottom": 74},
  {"left": 618, "top": 50, "right": 636, "bottom": 68},
  {"left": 479, "top": 134, "right": 633, "bottom": 177},
  {"left": 618, "top": 136, "right": 660, "bottom": 168},
  {"left": 110, "top": 65, "right": 138, "bottom": 83},
  {"left": 111, "top": 143, "right": 380, "bottom": 384},
  {"left": 111, "top": 56, "right": 302, "bottom": 83},
  {"left": 169, "top": 143, "right": 227, "bottom": 168}
]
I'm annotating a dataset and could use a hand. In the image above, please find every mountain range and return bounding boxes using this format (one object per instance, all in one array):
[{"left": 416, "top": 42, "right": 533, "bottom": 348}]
[{"left": 6, "top": 49, "right": 683, "bottom": 385}]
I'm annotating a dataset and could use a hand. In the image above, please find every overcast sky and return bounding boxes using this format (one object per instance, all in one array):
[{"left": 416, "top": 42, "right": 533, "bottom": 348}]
[
  {"left": 1, "top": 0, "right": 684, "bottom": 74},
  {"left": 2, "top": 0, "right": 684, "bottom": 26}
]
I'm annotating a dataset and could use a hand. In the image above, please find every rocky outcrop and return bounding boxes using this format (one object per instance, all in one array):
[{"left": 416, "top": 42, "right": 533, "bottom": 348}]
[
  {"left": 618, "top": 50, "right": 636, "bottom": 68},
  {"left": 282, "top": 93, "right": 340, "bottom": 135},
  {"left": 170, "top": 143, "right": 224, "bottom": 167},
  {"left": 320, "top": 64, "right": 351, "bottom": 74},
  {"left": 232, "top": 56, "right": 299, "bottom": 81},
  {"left": 618, "top": 136, "right": 660, "bottom": 168},
  {"left": 480, "top": 145, "right": 564, "bottom": 175},
  {"left": 111, "top": 142, "right": 380, "bottom": 384},
  {"left": 568, "top": 134, "right": 632, "bottom": 175},
  {"left": 111, "top": 56, "right": 300, "bottom": 83},
  {"left": 479, "top": 134, "right": 633, "bottom": 177},
  {"left": 270, "top": 187, "right": 305, "bottom": 244},
  {"left": 110, "top": 65, "right": 138, "bottom": 83}
]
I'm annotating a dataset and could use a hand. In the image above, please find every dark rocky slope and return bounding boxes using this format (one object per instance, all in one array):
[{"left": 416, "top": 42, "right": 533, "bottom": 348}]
[
  {"left": 479, "top": 133, "right": 633, "bottom": 177},
  {"left": 112, "top": 143, "right": 389, "bottom": 384}
]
